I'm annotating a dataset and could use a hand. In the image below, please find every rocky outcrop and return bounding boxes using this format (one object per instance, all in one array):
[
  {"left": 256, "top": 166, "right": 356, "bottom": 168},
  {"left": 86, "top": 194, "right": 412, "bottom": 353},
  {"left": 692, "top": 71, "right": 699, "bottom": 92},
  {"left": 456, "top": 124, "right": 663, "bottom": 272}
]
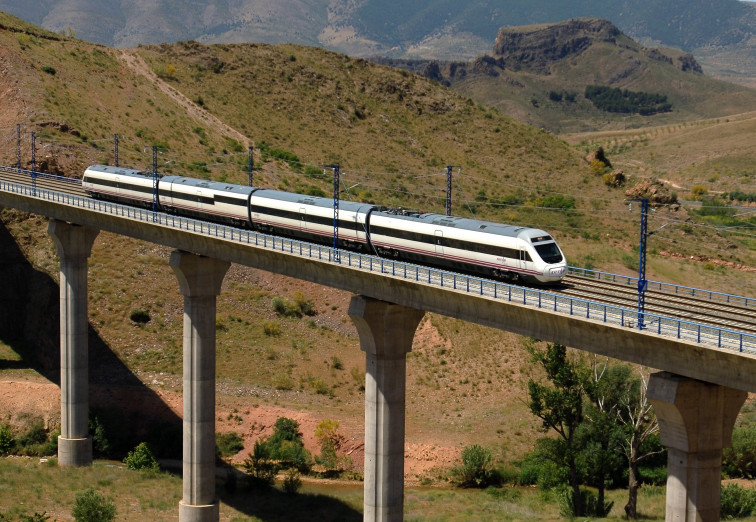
[
  {"left": 492, "top": 18, "right": 621, "bottom": 74},
  {"left": 625, "top": 179, "right": 679, "bottom": 207}
]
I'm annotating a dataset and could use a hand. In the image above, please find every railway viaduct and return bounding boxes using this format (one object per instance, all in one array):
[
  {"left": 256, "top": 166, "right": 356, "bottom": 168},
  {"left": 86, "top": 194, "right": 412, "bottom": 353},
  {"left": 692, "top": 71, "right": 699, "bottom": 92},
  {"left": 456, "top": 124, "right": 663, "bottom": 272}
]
[{"left": 2, "top": 175, "right": 756, "bottom": 521}]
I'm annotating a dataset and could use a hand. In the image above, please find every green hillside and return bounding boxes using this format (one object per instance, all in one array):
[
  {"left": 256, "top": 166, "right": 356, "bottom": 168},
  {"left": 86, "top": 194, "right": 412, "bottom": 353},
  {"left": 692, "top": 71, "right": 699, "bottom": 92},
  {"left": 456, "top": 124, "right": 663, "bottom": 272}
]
[{"left": 0, "top": 13, "right": 754, "bottom": 519}]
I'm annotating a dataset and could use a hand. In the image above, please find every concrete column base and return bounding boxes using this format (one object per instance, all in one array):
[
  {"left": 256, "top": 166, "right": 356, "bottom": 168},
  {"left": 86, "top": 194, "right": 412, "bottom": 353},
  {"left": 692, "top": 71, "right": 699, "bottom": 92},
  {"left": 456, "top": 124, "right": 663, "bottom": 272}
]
[
  {"left": 179, "top": 501, "right": 220, "bottom": 522},
  {"left": 57, "top": 436, "right": 93, "bottom": 467},
  {"left": 648, "top": 371, "right": 746, "bottom": 522},
  {"left": 349, "top": 295, "right": 424, "bottom": 522}
]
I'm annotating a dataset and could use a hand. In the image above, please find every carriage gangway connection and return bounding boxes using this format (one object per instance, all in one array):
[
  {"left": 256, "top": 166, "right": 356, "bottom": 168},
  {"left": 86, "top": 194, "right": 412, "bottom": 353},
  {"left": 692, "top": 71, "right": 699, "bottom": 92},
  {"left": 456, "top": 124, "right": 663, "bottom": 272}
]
[{"left": 2, "top": 164, "right": 756, "bottom": 521}]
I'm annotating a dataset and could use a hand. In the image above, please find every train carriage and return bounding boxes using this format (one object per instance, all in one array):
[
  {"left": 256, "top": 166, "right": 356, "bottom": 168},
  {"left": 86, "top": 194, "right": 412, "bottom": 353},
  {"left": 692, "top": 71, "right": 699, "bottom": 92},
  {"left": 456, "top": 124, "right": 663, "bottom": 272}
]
[
  {"left": 82, "top": 165, "right": 155, "bottom": 207},
  {"left": 249, "top": 189, "right": 377, "bottom": 250},
  {"left": 369, "top": 211, "right": 566, "bottom": 283},
  {"left": 158, "top": 176, "right": 255, "bottom": 228}
]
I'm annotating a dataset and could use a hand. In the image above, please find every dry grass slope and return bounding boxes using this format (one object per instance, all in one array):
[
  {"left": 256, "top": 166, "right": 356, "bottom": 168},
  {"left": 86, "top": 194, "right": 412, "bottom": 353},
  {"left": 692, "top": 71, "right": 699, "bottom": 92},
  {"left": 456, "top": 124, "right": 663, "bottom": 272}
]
[{"left": 0, "top": 13, "right": 754, "bottom": 519}]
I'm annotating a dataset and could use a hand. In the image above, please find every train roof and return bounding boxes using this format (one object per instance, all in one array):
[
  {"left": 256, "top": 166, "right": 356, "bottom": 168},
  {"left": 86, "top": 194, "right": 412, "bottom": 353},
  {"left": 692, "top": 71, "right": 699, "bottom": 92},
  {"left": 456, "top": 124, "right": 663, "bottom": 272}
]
[
  {"left": 251, "top": 188, "right": 378, "bottom": 214},
  {"left": 374, "top": 210, "right": 552, "bottom": 240},
  {"left": 160, "top": 175, "right": 257, "bottom": 195},
  {"left": 85, "top": 164, "right": 148, "bottom": 177}
]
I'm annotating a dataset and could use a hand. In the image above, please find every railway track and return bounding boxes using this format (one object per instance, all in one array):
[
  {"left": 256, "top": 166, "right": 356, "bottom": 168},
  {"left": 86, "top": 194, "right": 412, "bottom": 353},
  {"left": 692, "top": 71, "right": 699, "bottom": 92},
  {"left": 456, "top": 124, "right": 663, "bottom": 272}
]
[
  {"left": 2, "top": 165, "right": 754, "bottom": 337},
  {"left": 558, "top": 275, "right": 756, "bottom": 334},
  {"left": 0, "top": 166, "right": 87, "bottom": 197}
]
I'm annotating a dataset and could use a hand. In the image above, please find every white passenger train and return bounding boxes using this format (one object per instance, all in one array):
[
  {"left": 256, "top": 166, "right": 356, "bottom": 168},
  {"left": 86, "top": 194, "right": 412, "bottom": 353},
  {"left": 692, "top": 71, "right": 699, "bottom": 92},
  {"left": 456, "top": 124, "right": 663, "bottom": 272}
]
[{"left": 82, "top": 164, "right": 567, "bottom": 284}]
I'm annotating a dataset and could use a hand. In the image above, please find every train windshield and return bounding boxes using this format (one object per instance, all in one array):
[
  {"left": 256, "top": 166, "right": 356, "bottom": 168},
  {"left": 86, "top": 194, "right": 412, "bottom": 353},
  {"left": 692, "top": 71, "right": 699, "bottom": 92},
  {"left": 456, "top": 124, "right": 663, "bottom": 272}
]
[{"left": 533, "top": 242, "right": 563, "bottom": 264}]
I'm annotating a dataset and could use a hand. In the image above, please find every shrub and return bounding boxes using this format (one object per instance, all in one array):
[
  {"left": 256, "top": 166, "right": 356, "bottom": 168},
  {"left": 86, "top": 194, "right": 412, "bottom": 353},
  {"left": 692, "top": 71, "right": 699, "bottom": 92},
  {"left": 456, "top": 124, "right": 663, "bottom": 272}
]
[
  {"left": 309, "top": 378, "right": 331, "bottom": 395},
  {"left": 330, "top": 356, "right": 344, "bottom": 370},
  {"left": 15, "top": 420, "right": 54, "bottom": 456},
  {"left": 262, "top": 321, "right": 281, "bottom": 336},
  {"left": 216, "top": 432, "right": 244, "bottom": 459},
  {"left": 518, "top": 444, "right": 569, "bottom": 489},
  {"left": 557, "top": 486, "right": 613, "bottom": 517},
  {"left": 451, "top": 444, "right": 494, "bottom": 488},
  {"left": 41, "top": 66, "right": 56, "bottom": 75},
  {"left": 723, "top": 425, "right": 756, "bottom": 478},
  {"left": 691, "top": 184, "right": 708, "bottom": 199},
  {"left": 282, "top": 468, "right": 303, "bottom": 494},
  {"left": 17, "top": 420, "right": 47, "bottom": 447},
  {"left": 0, "top": 423, "right": 15, "bottom": 454},
  {"left": 123, "top": 442, "right": 160, "bottom": 472},
  {"left": 273, "top": 294, "right": 316, "bottom": 318},
  {"left": 721, "top": 483, "right": 756, "bottom": 519},
  {"left": 272, "top": 297, "right": 288, "bottom": 316},
  {"left": 292, "top": 292, "right": 316, "bottom": 316},
  {"left": 71, "top": 488, "right": 116, "bottom": 522},
  {"left": 129, "top": 309, "right": 151, "bottom": 324},
  {"left": 272, "top": 373, "right": 295, "bottom": 390},
  {"left": 242, "top": 441, "right": 276, "bottom": 486}
]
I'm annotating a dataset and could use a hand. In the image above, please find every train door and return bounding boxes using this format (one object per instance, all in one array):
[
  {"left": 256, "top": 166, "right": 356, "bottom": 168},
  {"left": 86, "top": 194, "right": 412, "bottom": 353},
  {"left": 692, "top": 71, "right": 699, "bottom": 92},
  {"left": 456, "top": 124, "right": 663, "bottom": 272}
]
[
  {"left": 299, "top": 208, "right": 307, "bottom": 231},
  {"left": 518, "top": 249, "right": 531, "bottom": 272},
  {"left": 353, "top": 214, "right": 361, "bottom": 241},
  {"left": 114, "top": 176, "right": 121, "bottom": 196},
  {"left": 196, "top": 190, "right": 204, "bottom": 210},
  {"left": 435, "top": 230, "right": 444, "bottom": 256}
]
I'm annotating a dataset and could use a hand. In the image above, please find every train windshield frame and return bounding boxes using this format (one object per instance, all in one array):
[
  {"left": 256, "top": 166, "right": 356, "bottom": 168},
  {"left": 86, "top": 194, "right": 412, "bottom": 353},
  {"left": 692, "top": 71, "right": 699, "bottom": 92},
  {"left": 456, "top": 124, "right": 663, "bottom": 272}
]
[{"left": 533, "top": 242, "right": 563, "bottom": 263}]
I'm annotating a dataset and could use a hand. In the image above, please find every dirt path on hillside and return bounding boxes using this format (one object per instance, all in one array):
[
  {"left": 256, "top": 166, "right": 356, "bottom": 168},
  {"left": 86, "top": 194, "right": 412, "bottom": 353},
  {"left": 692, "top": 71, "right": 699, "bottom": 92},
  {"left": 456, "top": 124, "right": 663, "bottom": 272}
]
[{"left": 117, "top": 50, "right": 250, "bottom": 148}]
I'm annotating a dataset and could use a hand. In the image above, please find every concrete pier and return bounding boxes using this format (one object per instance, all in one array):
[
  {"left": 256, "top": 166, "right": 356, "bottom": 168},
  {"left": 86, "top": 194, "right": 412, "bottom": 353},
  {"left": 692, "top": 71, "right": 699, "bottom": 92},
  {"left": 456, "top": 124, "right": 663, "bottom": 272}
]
[
  {"left": 648, "top": 372, "right": 747, "bottom": 522},
  {"left": 170, "top": 251, "right": 229, "bottom": 522},
  {"left": 349, "top": 296, "right": 424, "bottom": 522},
  {"left": 48, "top": 220, "right": 99, "bottom": 467}
]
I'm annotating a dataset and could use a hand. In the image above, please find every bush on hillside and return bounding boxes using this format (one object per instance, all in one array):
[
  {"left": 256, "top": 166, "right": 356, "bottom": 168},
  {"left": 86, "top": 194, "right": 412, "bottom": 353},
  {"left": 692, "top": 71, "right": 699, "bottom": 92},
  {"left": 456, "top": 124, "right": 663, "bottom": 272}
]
[{"left": 72, "top": 488, "right": 116, "bottom": 522}]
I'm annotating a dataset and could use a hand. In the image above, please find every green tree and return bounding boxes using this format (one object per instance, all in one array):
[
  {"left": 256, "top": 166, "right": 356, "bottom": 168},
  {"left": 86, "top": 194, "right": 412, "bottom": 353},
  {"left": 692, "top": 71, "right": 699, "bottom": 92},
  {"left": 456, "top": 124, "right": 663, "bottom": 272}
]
[
  {"left": 613, "top": 366, "right": 662, "bottom": 519},
  {"left": 250, "top": 417, "right": 312, "bottom": 474},
  {"left": 71, "top": 488, "right": 116, "bottom": 522},
  {"left": 527, "top": 343, "right": 589, "bottom": 516},
  {"left": 315, "top": 419, "right": 341, "bottom": 472},
  {"left": 123, "top": 442, "right": 160, "bottom": 472},
  {"left": 578, "top": 359, "right": 629, "bottom": 516}
]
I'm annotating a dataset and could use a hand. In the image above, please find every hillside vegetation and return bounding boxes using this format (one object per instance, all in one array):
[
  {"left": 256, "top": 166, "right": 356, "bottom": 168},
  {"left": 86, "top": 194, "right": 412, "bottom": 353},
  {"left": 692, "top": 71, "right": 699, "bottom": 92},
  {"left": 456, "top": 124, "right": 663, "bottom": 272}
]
[
  {"left": 383, "top": 19, "right": 756, "bottom": 134},
  {"left": 0, "top": 12, "right": 754, "bottom": 517}
]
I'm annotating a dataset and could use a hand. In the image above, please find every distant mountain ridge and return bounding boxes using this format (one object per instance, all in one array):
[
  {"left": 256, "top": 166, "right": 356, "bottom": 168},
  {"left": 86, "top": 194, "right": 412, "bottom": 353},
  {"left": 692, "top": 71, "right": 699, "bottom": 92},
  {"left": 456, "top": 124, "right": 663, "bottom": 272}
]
[
  {"left": 374, "top": 18, "right": 756, "bottom": 133},
  {"left": 5, "top": 0, "right": 756, "bottom": 85},
  {"left": 2, "top": 0, "right": 755, "bottom": 55}
]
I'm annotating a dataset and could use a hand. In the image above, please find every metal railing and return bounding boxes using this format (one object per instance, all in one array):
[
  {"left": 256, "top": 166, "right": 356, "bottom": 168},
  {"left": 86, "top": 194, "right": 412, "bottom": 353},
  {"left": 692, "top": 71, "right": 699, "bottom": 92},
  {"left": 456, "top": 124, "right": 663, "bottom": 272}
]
[
  {"left": 0, "top": 165, "right": 82, "bottom": 184},
  {"left": 2, "top": 178, "right": 755, "bottom": 355},
  {"left": 568, "top": 266, "right": 754, "bottom": 308}
]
